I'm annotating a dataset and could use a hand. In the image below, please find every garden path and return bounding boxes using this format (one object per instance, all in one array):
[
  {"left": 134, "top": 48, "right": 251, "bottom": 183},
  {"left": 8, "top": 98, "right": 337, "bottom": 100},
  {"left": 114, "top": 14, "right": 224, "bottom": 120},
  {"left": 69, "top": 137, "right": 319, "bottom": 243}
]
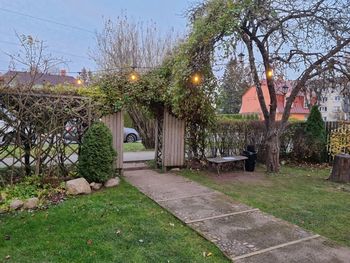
[{"left": 124, "top": 169, "right": 350, "bottom": 263}]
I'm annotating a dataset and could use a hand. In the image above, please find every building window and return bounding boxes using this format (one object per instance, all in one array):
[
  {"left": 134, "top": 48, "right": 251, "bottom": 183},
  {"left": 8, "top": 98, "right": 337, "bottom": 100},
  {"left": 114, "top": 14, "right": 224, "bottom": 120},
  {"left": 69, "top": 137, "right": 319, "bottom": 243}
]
[
  {"left": 335, "top": 96, "right": 341, "bottom": 101},
  {"left": 303, "top": 99, "right": 308, "bottom": 108},
  {"left": 322, "top": 97, "right": 328, "bottom": 103},
  {"left": 323, "top": 117, "right": 327, "bottom": 121},
  {"left": 319, "top": 106, "right": 328, "bottom": 112},
  {"left": 334, "top": 106, "right": 341, "bottom": 112}
]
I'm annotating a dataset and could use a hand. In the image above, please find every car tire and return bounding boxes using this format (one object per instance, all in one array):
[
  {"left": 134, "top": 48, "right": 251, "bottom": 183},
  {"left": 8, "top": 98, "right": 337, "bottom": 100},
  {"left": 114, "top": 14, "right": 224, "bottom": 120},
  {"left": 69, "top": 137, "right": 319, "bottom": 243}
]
[{"left": 126, "top": 134, "right": 137, "bottom": 143}]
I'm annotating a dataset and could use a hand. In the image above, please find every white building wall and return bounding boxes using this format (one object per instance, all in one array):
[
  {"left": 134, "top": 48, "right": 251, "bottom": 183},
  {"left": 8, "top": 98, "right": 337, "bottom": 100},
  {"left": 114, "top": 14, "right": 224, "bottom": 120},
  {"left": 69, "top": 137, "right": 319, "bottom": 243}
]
[{"left": 319, "top": 87, "right": 348, "bottom": 121}]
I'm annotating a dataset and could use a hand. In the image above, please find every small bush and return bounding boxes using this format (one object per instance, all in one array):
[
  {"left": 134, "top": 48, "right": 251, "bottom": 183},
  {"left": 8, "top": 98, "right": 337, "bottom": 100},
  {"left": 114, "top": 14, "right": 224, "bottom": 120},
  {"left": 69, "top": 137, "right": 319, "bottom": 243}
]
[{"left": 78, "top": 122, "right": 116, "bottom": 183}]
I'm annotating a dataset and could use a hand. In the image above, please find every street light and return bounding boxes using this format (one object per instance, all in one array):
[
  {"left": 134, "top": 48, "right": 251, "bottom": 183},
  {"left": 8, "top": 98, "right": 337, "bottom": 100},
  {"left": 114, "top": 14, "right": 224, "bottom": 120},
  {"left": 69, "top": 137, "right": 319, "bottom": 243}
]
[
  {"left": 238, "top": 53, "right": 245, "bottom": 64},
  {"left": 281, "top": 85, "right": 289, "bottom": 95}
]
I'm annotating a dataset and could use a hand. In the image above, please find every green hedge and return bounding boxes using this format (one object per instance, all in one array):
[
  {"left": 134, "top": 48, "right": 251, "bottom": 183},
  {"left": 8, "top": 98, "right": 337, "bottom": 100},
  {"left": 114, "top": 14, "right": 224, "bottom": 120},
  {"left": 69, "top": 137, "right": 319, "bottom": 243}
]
[
  {"left": 78, "top": 122, "right": 116, "bottom": 183},
  {"left": 206, "top": 118, "right": 326, "bottom": 163}
]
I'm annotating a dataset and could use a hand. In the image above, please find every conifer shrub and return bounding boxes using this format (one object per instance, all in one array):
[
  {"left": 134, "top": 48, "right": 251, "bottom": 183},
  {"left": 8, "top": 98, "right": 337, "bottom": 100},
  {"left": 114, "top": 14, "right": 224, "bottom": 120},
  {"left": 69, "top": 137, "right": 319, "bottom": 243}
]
[
  {"left": 78, "top": 122, "right": 116, "bottom": 183},
  {"left": 304, "top": 105, "right": 327, "bottom": 162}
]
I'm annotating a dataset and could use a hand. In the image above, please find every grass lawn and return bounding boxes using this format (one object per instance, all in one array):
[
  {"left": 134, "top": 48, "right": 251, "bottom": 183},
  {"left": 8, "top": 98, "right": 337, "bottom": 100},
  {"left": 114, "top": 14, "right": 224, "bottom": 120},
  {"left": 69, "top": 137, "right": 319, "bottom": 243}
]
[
  {"left": 180, "top": 165, "right": 350, "bottom": 247},
  {"left": 123, "top": 142, "right": 148, "bottom": 152},
  {"left": 0, "top": 180, "right": 229, "bottom": 263}
]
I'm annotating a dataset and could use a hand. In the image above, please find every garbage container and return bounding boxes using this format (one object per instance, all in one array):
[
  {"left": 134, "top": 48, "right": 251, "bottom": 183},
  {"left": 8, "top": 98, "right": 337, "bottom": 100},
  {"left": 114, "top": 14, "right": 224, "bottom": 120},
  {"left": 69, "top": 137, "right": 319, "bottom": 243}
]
[{"left": 243, "top": 145, "right": 257, "bottom": 172}]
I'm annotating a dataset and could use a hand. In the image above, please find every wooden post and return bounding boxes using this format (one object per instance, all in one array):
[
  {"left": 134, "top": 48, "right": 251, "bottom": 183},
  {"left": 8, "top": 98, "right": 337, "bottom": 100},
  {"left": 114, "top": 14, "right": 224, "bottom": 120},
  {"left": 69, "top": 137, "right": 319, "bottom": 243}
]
[{"left": 329, "top": 154, "right": 350, "bottom": 183}]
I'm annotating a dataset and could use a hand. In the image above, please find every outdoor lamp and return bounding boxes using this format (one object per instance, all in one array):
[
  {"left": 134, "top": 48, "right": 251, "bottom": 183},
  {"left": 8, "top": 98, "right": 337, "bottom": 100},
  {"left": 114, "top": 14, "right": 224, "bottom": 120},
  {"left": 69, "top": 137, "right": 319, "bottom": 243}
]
[
  {"left": 238, "top": 53, "right": 245, "bottom": 64},
  {"left": 77, "top": 79, "right": 83, "bottom": 85},
  {"left": 281, "top": 85, "right": 289, "bottom": 95}
]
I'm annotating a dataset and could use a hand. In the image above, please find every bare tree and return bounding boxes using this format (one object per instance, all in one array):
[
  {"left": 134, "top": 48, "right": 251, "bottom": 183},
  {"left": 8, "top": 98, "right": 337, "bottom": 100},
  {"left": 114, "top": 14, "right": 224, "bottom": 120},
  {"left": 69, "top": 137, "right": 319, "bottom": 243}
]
[
  {"left": 92, "top": 13, "right": 179, "bottom": 148},
  {"left": 1, "top": 34, "right": 65, "bottom": 175}
]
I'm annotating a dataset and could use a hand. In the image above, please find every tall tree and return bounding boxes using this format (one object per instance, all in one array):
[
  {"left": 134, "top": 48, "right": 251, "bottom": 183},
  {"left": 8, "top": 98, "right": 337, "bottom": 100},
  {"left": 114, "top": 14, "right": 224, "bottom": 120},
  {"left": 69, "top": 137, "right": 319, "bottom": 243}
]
[
  {"left": 92, "top": 14, "right": 178, "bottom": 148},
  {"left": 187, "top": 0, "right": 350, "bottom": 172},
  {"left": 219, "top": 58, "right": 251, "bottom": 114}
]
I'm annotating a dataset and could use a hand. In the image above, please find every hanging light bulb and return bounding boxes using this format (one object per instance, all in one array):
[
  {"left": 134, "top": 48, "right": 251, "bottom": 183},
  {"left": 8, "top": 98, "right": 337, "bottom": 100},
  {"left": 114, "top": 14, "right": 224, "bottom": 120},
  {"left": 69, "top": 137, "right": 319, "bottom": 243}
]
[
  {"left": 266, "top": 68, "right": 274, "bottom": 79},
  {"left": 128, "top": 66, "right": 139, "bottom": 83},
  {"left": 191, "top": 72, "right": 203, "bottom": 86}
]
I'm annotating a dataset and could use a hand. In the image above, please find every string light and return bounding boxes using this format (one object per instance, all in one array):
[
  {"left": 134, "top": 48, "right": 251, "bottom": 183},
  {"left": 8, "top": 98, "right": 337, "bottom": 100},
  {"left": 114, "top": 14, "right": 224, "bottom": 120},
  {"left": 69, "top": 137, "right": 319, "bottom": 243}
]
[
  {"left": 267, "top": 68, "right": 274, "bottom": 79},
  {"left": 191, "top": 72, "right": 203, "bottom": 86}
]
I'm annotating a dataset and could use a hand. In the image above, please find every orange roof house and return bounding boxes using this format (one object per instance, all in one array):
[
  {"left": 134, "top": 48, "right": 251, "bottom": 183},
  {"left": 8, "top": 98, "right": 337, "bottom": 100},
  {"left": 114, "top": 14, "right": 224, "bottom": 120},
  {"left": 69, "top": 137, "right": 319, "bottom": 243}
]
[{"left": 239, "top": 80, "right": 311, "bottom": 121}]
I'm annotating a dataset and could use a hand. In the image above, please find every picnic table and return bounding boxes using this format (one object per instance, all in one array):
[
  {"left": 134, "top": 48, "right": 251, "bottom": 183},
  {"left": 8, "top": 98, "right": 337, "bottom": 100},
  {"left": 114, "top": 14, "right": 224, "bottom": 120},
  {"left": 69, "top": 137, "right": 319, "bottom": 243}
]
[{"left": 207, "top": 155, "right": 248, "bottom": 176}]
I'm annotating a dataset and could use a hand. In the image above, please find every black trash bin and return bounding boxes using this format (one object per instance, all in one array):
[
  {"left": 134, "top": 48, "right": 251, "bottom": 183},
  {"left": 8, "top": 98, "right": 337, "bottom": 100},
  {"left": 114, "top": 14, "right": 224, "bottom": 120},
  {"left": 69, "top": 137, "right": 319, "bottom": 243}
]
[{"left": 243, "top": 145, "right": 257, "bottom": 172}]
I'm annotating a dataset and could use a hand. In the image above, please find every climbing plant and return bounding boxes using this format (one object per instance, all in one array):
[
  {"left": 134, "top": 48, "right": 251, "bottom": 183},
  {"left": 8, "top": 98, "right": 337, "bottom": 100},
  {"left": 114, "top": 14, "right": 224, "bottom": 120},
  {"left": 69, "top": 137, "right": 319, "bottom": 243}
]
[{"left": 329, "top": 123, "right": 350, "bottom": 157}]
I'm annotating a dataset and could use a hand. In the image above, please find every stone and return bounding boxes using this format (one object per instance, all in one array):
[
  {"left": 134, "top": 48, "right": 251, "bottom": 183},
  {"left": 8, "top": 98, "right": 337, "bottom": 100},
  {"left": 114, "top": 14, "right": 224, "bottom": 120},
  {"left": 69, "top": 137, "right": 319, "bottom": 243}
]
[
  {"left": 23, "top": 197, "right": 39, "bottom": 209},
  {"left": 104, "top": 177, "right": 120, "bottom": 188},
  {"left": 10, "top": 199, "right": 24, "bottom": 210},
  {"left": 90, "top": 182, "right": 103, "bottom": 191},
  {"left": 66, "top": 178, "right": 91, "bottom": 195}
]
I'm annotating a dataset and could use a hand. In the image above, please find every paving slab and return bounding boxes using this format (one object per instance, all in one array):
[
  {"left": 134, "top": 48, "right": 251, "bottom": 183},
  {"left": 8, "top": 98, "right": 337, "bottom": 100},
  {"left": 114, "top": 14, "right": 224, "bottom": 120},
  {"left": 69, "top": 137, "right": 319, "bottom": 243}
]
[
  {"left": 159, "top": 192, "right": 252, "bottom": 222},
  {"left": 235, "top": 237, "right": 350, "bottom": 263},
  {"left": 189, "top": 210, "right": 313, "bottom": 258},
  {"left": 125, "top": 170, "right": 214, "bottom": 201},
  {"left": 124, "top": 169, "right": 350, "bottom": 263}
]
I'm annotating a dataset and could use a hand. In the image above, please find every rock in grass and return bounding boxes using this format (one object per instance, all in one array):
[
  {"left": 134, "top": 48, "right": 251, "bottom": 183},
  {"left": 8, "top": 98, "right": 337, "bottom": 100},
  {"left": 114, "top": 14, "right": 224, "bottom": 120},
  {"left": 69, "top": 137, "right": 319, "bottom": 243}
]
[
  {"left": 10, "top": 199, "right": 24, "bottom": 210},
  {"left": 66, "top": 178, "right": 91, "bottom": 195},
  {"left": 104, "top": 177, "right": 120, "bottom": 188},
  {"left": 23, "top": 197, "right": 39, "bottom": 209},
  {"left": 90, "top": 182, "right": 103, "bottom": 190}
]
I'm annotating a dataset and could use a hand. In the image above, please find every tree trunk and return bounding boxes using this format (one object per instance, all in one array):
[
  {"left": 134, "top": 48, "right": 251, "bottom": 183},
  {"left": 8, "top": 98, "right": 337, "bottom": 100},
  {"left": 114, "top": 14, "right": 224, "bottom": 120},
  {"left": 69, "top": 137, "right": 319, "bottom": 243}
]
[
  {"left": 329, "top": 154, "right": 350, "bottom": 183},
  {"left": 128, "top": 107, "right": 155, "bottom": 149},
  {"left": 265, "top": 131, "right": 280, "bottom": 173}
]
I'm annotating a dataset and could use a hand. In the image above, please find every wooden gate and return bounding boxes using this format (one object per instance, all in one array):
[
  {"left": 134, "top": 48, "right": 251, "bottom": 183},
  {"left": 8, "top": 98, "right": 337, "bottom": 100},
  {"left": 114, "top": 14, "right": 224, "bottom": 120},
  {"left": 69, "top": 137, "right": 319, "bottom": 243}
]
[
  {"left": 160, "top": 109, "right": 185, "bottom": 171},
  {"left": 103, "top": 109, "right": 185, "bottom": 172},
  {"left": 102, "top": 112, "right": 124, "bottom": 170}
]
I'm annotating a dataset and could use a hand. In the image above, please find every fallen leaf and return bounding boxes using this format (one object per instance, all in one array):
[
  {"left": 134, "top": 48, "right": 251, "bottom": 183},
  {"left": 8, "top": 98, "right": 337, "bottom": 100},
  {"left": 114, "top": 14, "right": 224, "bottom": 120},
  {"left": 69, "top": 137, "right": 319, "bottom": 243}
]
[
  {"left": 115, "top": 230, "right": 121, "bottom": 235},
  {"left": 5, "top": 255, "right": 10, "bottom": 260},
  {"left": 169, "top": 223, "right": 175, "bottom": 227},
  {"left": 87, "top": 239, "right": 93, "bottom": 245},
  {"left": 139, "top": 239, "right": 144, "bottom": 243},
  {"left": 4, "top": 235, "right": 10, "bottom": 240}
]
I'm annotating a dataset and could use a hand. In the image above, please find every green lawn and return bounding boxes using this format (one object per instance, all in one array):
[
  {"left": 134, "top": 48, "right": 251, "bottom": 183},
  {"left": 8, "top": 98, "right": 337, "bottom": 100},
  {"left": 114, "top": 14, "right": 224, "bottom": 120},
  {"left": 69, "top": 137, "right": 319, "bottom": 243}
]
[
  {"left": 123, "top": 142, "right": 148, "bottom": 152},
  {"left": 180, "top": 165, "right": 350, "bottom": 247},
  {"left": 0, "top": 180, "right": 229, "bottom": 263}
]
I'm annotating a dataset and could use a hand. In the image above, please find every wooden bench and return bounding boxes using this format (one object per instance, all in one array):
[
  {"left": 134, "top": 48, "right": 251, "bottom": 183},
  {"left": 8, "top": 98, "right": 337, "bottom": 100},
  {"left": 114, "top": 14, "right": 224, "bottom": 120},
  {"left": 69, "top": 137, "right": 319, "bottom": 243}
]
[{"left": 207, "top": 156, "right": 248, "bottom": 176}]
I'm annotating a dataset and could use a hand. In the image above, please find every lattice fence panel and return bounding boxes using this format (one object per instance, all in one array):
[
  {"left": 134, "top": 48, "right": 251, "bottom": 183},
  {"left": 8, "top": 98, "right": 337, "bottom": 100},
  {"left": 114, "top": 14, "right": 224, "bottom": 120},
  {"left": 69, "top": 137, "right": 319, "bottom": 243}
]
[{"left": 0, "top": 91, "right": 96, "bottom": 182}]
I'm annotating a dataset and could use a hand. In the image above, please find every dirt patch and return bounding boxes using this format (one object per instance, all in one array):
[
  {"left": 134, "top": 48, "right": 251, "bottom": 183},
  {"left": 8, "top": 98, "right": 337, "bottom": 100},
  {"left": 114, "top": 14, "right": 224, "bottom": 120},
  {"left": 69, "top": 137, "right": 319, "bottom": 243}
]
[{"left": 202, "top": 170, "right": 273, "bottom": 186}]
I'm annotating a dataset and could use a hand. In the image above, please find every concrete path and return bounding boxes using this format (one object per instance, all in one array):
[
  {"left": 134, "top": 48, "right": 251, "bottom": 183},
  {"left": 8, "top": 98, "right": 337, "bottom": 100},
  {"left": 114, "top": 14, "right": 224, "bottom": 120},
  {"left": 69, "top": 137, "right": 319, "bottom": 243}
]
[{"left": 124, "top": 169, "right": 350, "bottom": 263}]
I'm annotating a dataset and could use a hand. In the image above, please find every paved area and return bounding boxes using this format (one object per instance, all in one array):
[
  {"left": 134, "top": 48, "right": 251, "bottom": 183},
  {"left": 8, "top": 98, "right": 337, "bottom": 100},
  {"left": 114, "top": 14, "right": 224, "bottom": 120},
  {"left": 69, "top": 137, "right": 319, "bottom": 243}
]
[{"left": 124, "top": 169, "right": 350, "bottom": 263}]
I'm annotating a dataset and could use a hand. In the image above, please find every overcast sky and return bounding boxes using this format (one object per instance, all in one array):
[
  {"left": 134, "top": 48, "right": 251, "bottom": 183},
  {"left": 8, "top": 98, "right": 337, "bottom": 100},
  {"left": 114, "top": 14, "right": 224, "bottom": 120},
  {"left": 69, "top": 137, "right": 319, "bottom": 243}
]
[{"left": 0, "top": 0, "right": 193, "bottom": 76}]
